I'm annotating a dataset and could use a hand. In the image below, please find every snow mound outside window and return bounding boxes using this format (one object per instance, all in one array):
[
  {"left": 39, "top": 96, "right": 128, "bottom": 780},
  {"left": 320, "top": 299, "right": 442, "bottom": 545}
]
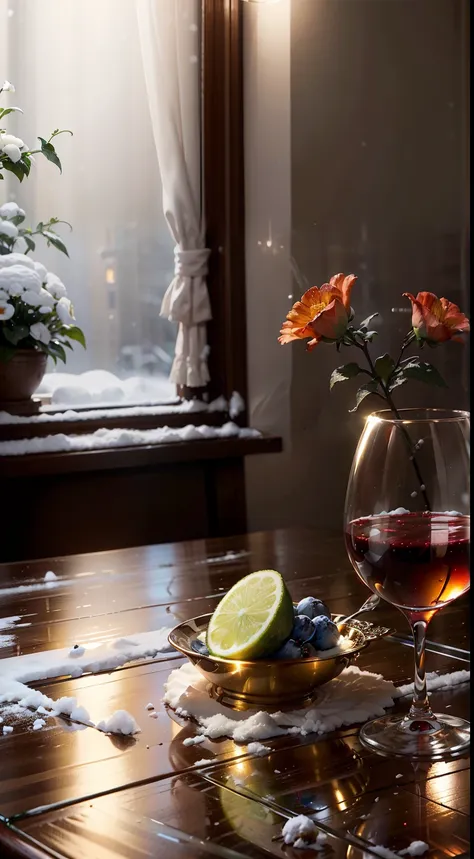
[{"left": 37, "top": 370, "right": 176, "bottom": 408}]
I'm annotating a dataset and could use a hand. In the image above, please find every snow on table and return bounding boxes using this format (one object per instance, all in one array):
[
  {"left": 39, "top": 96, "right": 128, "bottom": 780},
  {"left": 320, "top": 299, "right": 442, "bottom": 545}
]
[
  {"left": 0, "top": 627, "right": 174, "bottom": 737},
  {"left": 163, "top": 662, "right": 470, "bottom": 744},
  {"left": 0, "top": 628, "right": 174, "bottom": 685}
]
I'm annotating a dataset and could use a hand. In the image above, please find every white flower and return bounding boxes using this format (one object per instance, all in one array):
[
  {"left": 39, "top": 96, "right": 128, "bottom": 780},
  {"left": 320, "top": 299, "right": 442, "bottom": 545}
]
[
  {"left": 0, "top": 202, "right": 24, "bottom": 219},
  {"left": 1, "top": 80, "right": 15, "bottom": 93},
  {"left": 0, "top": 252, "right": 36, "bottom": 270},
  {"left": 0, "top": 289, "right": 9, "bottom": 300},
  {"left": 2, "top": 143, "right": 22, "bottom": 163},
  {"left": 30, "top": 321, "right": 51, "bottom": 344},
  {"left": 33, "top": 261, "right": 48, "bottom": 282},
  {"left": 0, "top": 264, "right": 42, "bottom": 296},
  {"left": 45, "top": 272, "right": 67, "bottom": 299},
  {"left": 0, "top": 219, "right": 19, "bottom": 238},
  {"left": 0, "top": 133, "right": 25, "bottom": 150},
  {"left": 39, "top": 288, "right": 55, "bottom": 307},
  {"left": 21, "top": 290, "right": 45, "bottom": 307},
  {"left": 56, "top": 296, "right": 75, "bottom": 323},
  {"left": 39, "top": 306, "right": 52, "bottom": 314},
  {"left": 0, "top": 300, "right": 15, "bottom": 321}
]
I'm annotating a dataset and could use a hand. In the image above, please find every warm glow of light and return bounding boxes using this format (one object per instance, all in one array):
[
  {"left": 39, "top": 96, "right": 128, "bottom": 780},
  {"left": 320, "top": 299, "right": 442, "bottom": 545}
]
[
  {"left": 334, "top": 788, "right": 347, "bottom": 810},
  {"left": 353, "top": 419, "right": 377, "bottom": 472},
  {"left": 105, "top": 266, "right": 115, "bottom": 284},
  {"left": 446, "top": 586, "right": 468, "bottom": 601}
]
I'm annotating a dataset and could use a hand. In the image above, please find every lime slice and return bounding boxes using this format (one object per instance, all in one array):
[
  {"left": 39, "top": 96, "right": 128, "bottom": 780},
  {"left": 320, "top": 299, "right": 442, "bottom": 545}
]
[{"left": 207, "top": 569, "right": 293, "bottom": 659}]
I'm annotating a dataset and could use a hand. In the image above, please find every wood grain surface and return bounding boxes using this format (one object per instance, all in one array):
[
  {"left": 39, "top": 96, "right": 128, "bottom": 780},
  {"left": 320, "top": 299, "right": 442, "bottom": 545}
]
[{"left": 0, "top": 528, "right": 469, "bottom": 858}]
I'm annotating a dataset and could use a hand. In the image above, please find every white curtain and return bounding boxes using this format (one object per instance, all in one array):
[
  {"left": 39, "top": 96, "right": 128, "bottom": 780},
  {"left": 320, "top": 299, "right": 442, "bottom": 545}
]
[{"left": 136, "top": 0, "right": 212, "bottom": 388}]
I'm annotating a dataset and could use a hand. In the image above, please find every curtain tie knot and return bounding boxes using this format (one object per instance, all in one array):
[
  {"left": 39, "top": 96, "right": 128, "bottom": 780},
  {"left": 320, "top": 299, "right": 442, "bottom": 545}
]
[{"left": 174, "top": 247, "right": 210, "bottom": 278}]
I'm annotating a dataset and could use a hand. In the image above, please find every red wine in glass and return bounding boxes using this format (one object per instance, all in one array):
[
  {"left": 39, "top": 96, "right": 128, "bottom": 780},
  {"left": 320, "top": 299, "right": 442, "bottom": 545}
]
[
  {"left": 345, "top": 512, "right": 470, "bottom": 614},
  {"left": 344, "top": 408, "right": 470, "bottom": 759}
]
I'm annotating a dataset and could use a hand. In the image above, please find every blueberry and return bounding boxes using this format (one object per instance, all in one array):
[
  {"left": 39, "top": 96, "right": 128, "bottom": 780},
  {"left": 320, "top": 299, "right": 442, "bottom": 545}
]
[
  {"left": 296, "top": 597, "right": 331, "bottom": 620},
  {"left": 191, "top": 639, "right": 210, "bottom": 656},
  {"left": 311, "top": 616, "right": 340, "bottom": 651},
  {"left": 273, "top": 639, "right": 302, "bottom": 659},
  {"left": 301, "top": 642, "right": 318, "bottom": 658},
  {"left": 292, "top": 614, "right": 316, "bottom": 644}
]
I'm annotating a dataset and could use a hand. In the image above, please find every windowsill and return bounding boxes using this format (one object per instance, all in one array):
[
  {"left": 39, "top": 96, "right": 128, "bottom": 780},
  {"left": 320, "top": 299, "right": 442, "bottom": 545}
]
[
  {"left": 0, "top": 398, "right": 234, "bottom": 441},
  {"left": 0, "top": 433, "right": 283, "bottom": 477}
]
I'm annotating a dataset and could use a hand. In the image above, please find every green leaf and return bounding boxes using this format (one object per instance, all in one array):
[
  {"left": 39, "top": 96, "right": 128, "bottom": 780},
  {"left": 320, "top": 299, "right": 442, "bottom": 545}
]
[
  {"left": 48, "top": 341, "right": 67, "bottom": 363},
  {"left": 2, "top": 324, "right": 30, "bottom": 346},
  {"left": 1, "top": 158, "right": 25, "bottom": 182},
  {"left": 38, "top": 137, "right": 62, "bottom": 172},
  {"left": 63, "top": 325, "right": 86, "bottom": 348},
  {"left": 362, "top": 330, "right": 378, "bottom": 342},
  {"left": 42, "top": 231, "right": 69, "bottom": 256},
  {"left": 11, "top": 214, "right": 26, "bottom": 226},
  {"left": 21, "top": 154, "right": 31, "bottom": 176},
  {"left": 374, "top": 353, "right": 395, "bottom": 383},
  {"left": 399, "top": 360, "right": 448, "bottom": 388},
  {"left": 349, "top": 379, "right": 381, "bottom": 412},
  {"left": 0, "top": 344, "right": 16, "bottom": 363},
  {"left": 388, "top": 375, "right": 408, "bottom": 393},
  {"left": 329, "top": 362, "right": 365, "bottom": 390},
  {"left": 359, "top": 313, "right": 379, "bottom": 331},
  {"left": 0, "top": 107, "right": 24, "bottom": 118},
  {"left": 23, "top": 235, "right": 36, "bottom": 253}
]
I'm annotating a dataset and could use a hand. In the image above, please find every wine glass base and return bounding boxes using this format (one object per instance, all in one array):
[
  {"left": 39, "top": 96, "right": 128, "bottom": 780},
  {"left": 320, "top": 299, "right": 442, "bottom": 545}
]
[{"left": 359, "top": 712, "right": 470, "bottom": 760}]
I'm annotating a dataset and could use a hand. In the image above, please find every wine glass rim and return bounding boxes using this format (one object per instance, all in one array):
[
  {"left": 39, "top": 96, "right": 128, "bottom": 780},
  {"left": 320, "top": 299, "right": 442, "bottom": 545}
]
[{"left": 369, "top": 408, "right": 470, "bottom": 424}]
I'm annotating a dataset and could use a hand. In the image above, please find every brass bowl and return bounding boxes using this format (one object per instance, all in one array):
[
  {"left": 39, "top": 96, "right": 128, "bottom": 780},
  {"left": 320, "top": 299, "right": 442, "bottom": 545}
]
[{"left": 168, "top": 612, "right": 393, "bottom": 712}]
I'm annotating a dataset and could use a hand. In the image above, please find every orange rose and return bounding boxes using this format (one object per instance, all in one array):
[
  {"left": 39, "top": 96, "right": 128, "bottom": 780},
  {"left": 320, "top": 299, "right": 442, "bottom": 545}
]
[
  {"left": 403, "top": 291, "right": 470, "bottom": 343},
  {"left": 279, "top": 273, "right": 357, "bottom": 350}
]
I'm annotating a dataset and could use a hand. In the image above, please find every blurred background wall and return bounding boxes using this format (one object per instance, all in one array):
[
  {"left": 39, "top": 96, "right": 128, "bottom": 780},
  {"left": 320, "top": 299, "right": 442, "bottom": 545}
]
[{"left": 244, "top": 0, "right": 469, "bottom": 533}]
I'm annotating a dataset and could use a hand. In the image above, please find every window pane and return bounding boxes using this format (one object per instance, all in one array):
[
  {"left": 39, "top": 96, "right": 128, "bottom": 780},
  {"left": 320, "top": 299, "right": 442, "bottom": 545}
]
[{"left": 1, "top": 0, "right": 177, "bottom": 405}]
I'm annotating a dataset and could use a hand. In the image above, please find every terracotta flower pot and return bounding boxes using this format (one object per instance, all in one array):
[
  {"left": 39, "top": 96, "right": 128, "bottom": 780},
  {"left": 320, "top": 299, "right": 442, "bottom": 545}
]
[{"left": 0, "top": 348, "right": 48, "bottom": 411}]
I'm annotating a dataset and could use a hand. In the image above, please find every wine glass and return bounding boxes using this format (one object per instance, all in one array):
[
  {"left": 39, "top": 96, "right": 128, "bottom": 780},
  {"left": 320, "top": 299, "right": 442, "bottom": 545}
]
[{"left": 344, "top": 408, "right": 470, "bottom": 758}]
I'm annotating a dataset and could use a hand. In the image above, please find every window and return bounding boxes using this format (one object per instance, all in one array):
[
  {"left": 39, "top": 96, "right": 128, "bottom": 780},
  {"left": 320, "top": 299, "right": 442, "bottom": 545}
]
[{"left": 1, "top": 0, "right": 177, "bottom": 406}]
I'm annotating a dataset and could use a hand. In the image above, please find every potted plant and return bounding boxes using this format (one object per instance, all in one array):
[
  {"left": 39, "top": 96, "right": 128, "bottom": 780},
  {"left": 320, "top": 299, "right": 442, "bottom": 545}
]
[{"left": 0, "top": 80, "right": 85, "bottom": 413}]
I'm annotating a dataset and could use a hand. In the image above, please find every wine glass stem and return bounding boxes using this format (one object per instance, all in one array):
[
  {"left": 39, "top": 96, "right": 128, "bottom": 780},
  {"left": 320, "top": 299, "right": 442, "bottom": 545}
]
[{"left": 408, "top": 619, "right": 435, "bottom": 720}]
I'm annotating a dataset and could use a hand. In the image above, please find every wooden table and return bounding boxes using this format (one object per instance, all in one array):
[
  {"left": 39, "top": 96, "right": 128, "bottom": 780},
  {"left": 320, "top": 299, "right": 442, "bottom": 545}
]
[{"left": 0, "top": 529, "right": 469, "bottom": 858}]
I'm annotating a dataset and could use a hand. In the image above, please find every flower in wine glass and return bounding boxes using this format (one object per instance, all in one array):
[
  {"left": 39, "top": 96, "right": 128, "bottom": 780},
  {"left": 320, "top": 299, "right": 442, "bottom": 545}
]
[
  {"left": 403, "top": 291, "right": 470, "bottom": 344},
  {"left": 279, "top": 273, "right": 357, "bottom": 350}
]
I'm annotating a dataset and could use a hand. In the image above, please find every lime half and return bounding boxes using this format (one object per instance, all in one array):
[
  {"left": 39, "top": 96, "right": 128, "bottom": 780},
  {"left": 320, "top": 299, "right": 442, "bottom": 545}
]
[{"left": 207, "top": 569, "right": 293, "bottom": 659}]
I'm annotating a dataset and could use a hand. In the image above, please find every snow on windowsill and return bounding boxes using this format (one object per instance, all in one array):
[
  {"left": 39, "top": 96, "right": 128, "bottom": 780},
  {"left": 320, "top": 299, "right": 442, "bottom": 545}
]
[
  {"left": 0, "top": 421, "right": 261, "bottom": 457},
  {"left": 0, "top": 391, "right": 246, "bottom": 426},
  {"left": 0, "top": 399, "right": 206, "bottom": 425}
]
